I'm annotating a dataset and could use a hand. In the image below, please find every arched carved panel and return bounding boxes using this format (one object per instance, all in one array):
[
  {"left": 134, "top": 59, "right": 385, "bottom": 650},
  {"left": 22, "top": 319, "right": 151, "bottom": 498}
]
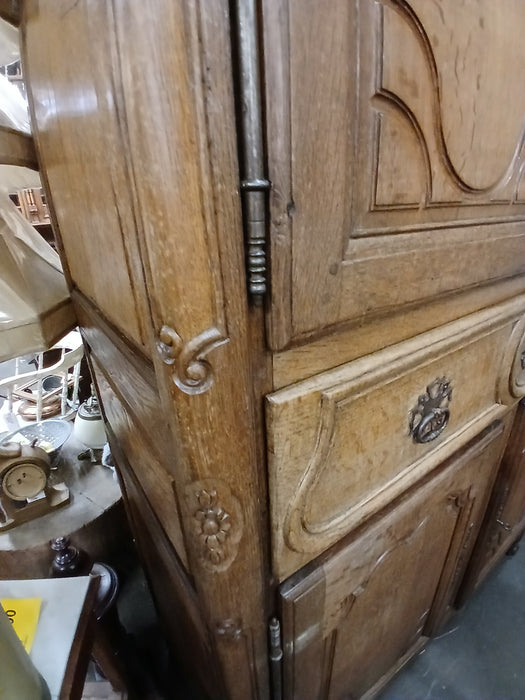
[
  {"left": 356, "top": 0, "right": 525, "bottom": 235},
  {"left": 372, "top": 0, "right": 525, "bottom": 207},
  {"left": 264, "top": 0, "right": 525, "bottom": 345}
]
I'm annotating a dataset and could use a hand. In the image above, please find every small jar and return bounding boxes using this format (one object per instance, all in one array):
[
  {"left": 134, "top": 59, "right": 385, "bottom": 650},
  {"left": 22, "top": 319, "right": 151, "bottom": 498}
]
[{"left": 73, "top": 394, "right": 106, "bottom": 449}]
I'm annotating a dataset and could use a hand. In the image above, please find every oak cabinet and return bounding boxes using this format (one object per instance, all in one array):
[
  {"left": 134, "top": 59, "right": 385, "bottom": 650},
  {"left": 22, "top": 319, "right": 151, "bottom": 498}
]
[{"left": 17, "top": 1, "right": 525, "bottom": 699}]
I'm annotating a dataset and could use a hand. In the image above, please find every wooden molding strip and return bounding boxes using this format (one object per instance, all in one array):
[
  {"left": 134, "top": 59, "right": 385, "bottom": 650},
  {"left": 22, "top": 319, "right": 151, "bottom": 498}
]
[
  {"left": 0, "top": 0, "right": 20, "bottom": 26},
  {"left": 0, "top": 125, "right": 38, "bottom": 169}
]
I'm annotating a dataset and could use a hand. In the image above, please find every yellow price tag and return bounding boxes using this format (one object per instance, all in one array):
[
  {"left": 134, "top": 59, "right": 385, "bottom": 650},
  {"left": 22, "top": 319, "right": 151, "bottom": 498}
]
[{"left": 1, "top": 598, "right": 42, "bottom": 652}]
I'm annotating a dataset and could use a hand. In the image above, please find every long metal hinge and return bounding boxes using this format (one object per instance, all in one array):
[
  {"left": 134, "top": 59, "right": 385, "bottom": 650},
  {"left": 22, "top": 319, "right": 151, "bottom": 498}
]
[
  {"left": 269, "top": 617, "right": 283, "bottom": 700},
  {"left": 233, "top": 0, "right": 270, "bottom": 304}
]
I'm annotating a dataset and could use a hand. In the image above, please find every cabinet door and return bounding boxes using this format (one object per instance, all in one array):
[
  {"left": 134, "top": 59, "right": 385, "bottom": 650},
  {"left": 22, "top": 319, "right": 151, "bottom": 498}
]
[
  {"left": 263, "top": 0, "right": 525, "bottom": 349},
  {"left": 279, "top": 420, "right": 507, "bottom": 700},
  {"left": 459, "top": 402, "right": 525, "bottom": 599}
]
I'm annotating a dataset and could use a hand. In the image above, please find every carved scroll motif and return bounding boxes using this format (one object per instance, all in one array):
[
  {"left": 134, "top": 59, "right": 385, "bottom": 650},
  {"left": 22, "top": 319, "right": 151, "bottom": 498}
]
[
  {"left": 156, "top": 325, "right": 228, "bottom": 395},
  {"left": 184, "top": 478, "right": 243, "bottom": 572}
]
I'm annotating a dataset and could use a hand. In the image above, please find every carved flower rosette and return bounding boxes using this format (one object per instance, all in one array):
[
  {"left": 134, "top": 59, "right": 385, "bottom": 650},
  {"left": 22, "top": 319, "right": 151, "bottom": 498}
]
[{"left": 185, "top": 479, "right": 243, "bottom": 572}]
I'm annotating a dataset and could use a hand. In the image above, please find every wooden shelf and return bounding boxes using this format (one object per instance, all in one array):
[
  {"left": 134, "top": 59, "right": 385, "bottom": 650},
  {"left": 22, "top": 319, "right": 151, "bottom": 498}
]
[
  {"left": 0, "top": 125, "right": 38, "bottom": 170},
  {"left": 0, "top": 0, "right": 20, "bottom": 26}
]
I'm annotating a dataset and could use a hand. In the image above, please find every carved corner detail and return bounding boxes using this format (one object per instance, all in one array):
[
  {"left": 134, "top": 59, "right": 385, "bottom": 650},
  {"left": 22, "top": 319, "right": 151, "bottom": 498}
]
[
  {"left": 156, "top": 325, "right": 228, "bottom": 395},
  {"left": 184, "top": 479, "right": 243, "bottom": 572},
  {"left": 497, "top": 318, "right": 525, "bottom": 404}
]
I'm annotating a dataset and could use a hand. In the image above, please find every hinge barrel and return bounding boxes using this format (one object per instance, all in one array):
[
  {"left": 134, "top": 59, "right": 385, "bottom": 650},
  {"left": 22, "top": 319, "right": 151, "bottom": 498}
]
[
  {"left": 233, "top": 0, "right": 269, "bottom": 303},
  {"left": 269, "top": 617, "right": 283, "bottom": 700}
]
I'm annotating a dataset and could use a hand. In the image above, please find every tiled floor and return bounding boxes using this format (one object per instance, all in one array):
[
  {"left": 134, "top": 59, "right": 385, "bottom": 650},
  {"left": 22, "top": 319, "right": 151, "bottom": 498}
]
[
  {"left": 378, "top": 543, "right": 525, "bottom": 700},
  {"left": 114, "top": 541, "right": 525, "bottom": 699}
]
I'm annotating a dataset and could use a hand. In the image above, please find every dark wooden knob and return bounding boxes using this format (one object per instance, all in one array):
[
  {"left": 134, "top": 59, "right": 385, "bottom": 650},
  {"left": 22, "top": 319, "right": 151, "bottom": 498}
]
[{"left": 49, "top": 536, "right": 92, "bottom": 577}]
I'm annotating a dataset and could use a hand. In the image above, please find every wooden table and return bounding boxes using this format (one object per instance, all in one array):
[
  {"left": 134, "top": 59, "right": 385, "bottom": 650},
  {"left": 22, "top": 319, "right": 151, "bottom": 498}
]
[
  {"left": 0, "top": 576, "right": 98, "bottom": 699},
  {"left": 0, "top": 575, "right": 129, "bottom": 700},
  {"left": 0, "top": 433, "right": 125, "bottom": 579}
]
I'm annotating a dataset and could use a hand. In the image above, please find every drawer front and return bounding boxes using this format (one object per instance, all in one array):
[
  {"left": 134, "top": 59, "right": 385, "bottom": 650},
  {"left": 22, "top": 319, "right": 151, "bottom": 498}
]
[
  {"left": 279, "top": 421, "right": 507, "bottom": 700},
  {"left": 268, "top": 297, "right": 525, "bottom": 580}
]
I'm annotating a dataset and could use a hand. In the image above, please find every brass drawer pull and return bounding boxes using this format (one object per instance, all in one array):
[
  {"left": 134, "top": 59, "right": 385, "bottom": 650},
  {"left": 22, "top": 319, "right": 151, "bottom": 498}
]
[{"left": 409, "top": 377, "right": 453, "bottom": 444}]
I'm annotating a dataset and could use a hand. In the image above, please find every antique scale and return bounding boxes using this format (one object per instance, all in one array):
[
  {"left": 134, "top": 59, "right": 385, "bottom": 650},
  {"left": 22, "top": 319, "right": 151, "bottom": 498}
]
[{"left": 0, "top": 441, "right": 69, "bottom": 531}]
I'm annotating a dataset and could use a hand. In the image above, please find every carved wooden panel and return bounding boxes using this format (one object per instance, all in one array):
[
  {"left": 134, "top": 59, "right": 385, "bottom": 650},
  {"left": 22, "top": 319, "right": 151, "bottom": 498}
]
[
  {"left": 498, "top": 317, "right": 525, "bottom": 403},
  {"left": 459, "top": 402, "right": 525, "bottom": 600},
  {"left": 267, "top": 296, "right": 525, "bottom": 580},
  {"left": 75, "top": 293, "right": 189, "bottom": 569},
  {"left": 280, "top": 420, "right": 507, "bottom": 699},
  {"left": 360, "top": 0, "right": 525, "bottom": 223},
  {"left": 22, "top": 1, "right": 151, "bottom": 350},
  {"left": 264, "top": 0, "right": 525, "bottom": 348},
  {"left": 112, "top": 437, "right": 220, "bottom": 700}
]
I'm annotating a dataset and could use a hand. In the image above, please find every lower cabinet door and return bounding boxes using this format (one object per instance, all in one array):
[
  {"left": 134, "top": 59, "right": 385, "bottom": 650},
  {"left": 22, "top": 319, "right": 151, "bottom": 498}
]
[
  {"left": 279, "top": 418, "right": 509, "bottom": 700},
  {"left": 459, "top": 402, "right": 525, "bottom": 600}
]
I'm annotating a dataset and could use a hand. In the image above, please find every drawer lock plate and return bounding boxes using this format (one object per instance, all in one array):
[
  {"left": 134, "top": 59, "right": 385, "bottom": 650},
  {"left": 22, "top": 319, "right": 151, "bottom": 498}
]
[{"left": 409, "top": 377, "right": 453, "bottom": 444}]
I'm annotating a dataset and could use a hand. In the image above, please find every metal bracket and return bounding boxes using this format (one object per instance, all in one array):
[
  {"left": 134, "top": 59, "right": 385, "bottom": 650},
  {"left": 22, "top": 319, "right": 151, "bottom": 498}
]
[
  {"left": 233, "top": 0, "right": 269, "bottom": 304},
  {"left": 269, "top": 617, "right": 283, "bottom": 700}
]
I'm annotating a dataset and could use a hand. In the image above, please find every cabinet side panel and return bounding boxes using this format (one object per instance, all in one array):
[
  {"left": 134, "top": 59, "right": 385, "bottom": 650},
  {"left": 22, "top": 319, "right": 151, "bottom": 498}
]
[
  {"left": 111, "top": 431, "right": 220, "bottom": 700},
  {"left": 22, "top": 0, "right": 151, "bottom": 350},
  {"left": 22, "top": 2, "right": 271, "bottom": 698},
  {"left": 459, "top": 402, "right": 525, "bottom": 599}
]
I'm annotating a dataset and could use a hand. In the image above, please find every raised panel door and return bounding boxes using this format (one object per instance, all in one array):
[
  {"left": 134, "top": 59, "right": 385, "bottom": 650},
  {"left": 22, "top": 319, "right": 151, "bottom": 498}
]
[
  {"left": 263, "top": 0, "right": 525, "bottom": 349},
  {"left": 267, "top": 297, "right": 524, "bottom": 579}
]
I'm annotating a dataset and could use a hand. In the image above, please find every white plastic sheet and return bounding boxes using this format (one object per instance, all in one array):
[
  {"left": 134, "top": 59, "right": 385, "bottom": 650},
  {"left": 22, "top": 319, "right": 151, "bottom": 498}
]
[
  {"left": 0, "top": 164, "right": 41, "bottom": 191},
  {"left": 0, "top": 73, "right": 29, "bottom": 133},
  {"left": 0, "top": 19, "right": 20, "bottom": 67},
  {"left": 0, "top": 192, "right": 75, "bottom": 361}
]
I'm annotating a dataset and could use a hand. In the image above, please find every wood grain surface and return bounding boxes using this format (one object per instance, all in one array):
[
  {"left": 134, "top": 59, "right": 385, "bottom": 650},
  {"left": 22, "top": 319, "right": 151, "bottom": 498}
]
[
  {"left": 268, "top": 295, "right": 525, "bottom": 579},
  {"left": 279, "top": 418, "right": 509, "bottom": 699},
  {"left": 263, "top": 0, "right": 525, "bottom": 348},
  {"left": 0, "top": 125, "right": 38, "bottom": 169},
  {"left": 22, "top": 2, "right": 270, "bottom": 698},
  {"left": 19, "top": 1, "right": 525, "bottom": 698},
  {"left": 459, "top": 401, "right": 525, "bottom": 600}
]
